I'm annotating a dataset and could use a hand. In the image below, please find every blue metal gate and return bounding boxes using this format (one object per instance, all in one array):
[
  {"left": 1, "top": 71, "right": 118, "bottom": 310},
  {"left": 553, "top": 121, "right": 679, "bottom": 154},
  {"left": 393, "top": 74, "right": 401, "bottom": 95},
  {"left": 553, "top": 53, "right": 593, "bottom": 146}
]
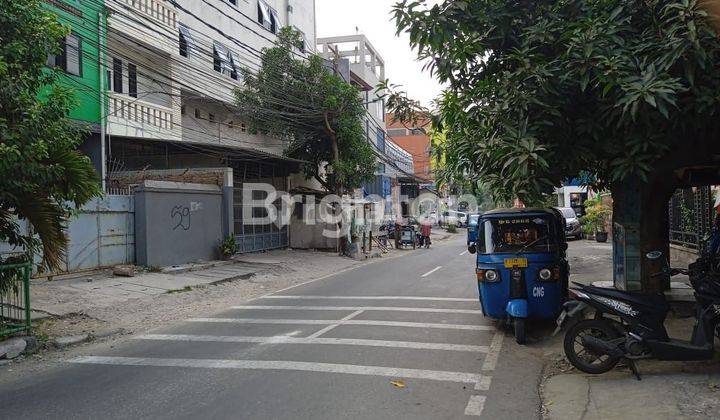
[{"left": 232, "top": 161, "right": 289, "bottom": 253}]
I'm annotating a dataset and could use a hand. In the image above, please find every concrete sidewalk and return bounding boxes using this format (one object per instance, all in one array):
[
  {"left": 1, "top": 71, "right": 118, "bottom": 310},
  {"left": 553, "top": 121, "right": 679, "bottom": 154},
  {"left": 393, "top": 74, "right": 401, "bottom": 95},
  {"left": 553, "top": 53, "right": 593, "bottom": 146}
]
[
  {"left": 29, "top": 261, "right": 270, "bottom": 319},
  {"left": 542, "top": 240, "right": 720, "bottom": 419},
  {"left": 544, "top": 362, "right": 720, "bottom": 419}
]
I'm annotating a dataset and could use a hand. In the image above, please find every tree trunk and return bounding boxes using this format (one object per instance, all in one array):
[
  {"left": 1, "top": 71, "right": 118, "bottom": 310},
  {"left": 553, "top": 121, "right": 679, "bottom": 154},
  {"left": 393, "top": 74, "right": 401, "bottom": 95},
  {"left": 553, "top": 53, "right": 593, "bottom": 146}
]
[{"left": 611, "top": 174, "right": 677, "bottom": 292}]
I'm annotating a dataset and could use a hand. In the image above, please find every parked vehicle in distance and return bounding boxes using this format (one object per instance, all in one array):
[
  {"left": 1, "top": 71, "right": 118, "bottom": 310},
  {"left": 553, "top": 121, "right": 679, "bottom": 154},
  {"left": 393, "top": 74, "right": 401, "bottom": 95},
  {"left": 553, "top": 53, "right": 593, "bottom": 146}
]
[
  {"left": 440, "top": 210, "right": 468, "bottom": 227},
  {"left": 475, "top": 208, "right": 569, "bottom": 344},
  {"left": 556, "top": 207, "right": 583, "bottom": 239},
  {"left": 466, "top": 213, "right": 481, "bottom": 250}
]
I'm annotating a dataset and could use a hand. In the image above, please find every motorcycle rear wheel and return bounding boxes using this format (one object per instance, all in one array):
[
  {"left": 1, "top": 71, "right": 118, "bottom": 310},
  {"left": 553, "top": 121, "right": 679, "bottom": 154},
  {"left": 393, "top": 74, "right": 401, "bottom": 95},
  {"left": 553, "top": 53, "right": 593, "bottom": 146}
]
[{"left": 564, "top": 319, "right": 621, "bottom": 374}]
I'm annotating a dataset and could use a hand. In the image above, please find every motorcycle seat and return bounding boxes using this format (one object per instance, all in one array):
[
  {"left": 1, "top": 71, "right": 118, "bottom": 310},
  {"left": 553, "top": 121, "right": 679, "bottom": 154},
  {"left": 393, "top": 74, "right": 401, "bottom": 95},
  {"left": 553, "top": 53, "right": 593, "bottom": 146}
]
[{"left": 582, "top": 284, "right": 670, "bottom": 312}]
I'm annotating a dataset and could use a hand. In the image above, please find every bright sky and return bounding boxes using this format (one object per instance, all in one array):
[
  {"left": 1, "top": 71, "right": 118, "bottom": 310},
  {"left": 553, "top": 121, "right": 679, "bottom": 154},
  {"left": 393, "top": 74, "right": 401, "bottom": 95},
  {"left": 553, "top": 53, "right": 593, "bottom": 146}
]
[{"left": 314, "top": 0, "right": 445, "bottom": 108}]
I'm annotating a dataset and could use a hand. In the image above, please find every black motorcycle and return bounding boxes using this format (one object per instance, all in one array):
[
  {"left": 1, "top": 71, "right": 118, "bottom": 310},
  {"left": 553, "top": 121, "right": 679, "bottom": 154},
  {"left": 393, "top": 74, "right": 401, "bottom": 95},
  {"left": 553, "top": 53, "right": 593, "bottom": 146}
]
[{"left": 555, "top": 251, "right": 720, "bottom": 380}]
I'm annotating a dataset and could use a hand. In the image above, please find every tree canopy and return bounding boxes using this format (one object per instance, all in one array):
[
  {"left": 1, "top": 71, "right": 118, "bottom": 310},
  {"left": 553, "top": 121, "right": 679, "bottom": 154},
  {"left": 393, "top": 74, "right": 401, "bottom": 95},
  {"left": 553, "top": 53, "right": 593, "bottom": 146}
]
[
  {"left": 235, "top": 28, "right": 376, "bottom": 194},
  {"left": 390, "top": 0, "right": 720, "bottom": 203},
  {"left": 0, "top": 0, "right": 99, "bottom": 270}
]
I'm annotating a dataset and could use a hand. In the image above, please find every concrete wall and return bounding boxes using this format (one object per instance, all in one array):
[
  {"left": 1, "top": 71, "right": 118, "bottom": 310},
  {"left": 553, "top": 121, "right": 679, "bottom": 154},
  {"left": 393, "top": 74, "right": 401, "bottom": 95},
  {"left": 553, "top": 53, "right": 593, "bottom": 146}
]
[
  {"left": 135, "top": 180, "right": 224, "bottom": 267},
  {"left": 670, "top": 244, "right": 698, "bottom": 268}
]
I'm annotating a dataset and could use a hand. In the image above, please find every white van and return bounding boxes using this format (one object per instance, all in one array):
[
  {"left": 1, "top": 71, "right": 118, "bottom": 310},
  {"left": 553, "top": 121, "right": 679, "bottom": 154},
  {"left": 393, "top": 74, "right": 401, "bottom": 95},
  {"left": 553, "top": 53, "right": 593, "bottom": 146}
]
[{"left": 439, "top": 210, "right": 467, "bottom": 227}]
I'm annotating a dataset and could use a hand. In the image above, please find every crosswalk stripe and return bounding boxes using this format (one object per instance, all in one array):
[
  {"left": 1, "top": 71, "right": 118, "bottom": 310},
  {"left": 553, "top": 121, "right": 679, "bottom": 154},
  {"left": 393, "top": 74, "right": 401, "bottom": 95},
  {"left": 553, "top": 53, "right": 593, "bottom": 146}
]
[
  {"left": 264, "top": 295, "right": 477, "bottom": 302},
  {"left": 134, "top": 334, "right": 489, "bottom": 352},
  {"left": 187, "top": 318, "right": 494, "bottom": 331},
  {"left": 230, "top": 305, "right": 482, "bottom": 314},
  {"left": 70, "top": 356, "right": 485, "bottom": 385},
  {"left": 464, "top": 395, "right": 486, "bottom": 416}
]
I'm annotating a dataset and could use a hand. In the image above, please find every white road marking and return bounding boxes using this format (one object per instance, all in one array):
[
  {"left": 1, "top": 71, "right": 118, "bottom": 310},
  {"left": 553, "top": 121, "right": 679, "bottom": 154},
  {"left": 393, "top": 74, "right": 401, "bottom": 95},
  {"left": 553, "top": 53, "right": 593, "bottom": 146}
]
[
  {"left": 460, "top": 250, "right": 468, "bottom": 256},
  {"left": 134, "top": 334, "right": 489, "bottom": 353},
  {"left": 482, "top": 332, "right": 505, "bottom": 371},
  {"left": 421, "top": 266, "right": 442, "bottom": 277},
  {"left": 464, "top": 395, "right": 486, "bottom": 417},
  {"left": 230, "top": 305, "right": 482, "bottom": 314},
  {"left": 266, "top": 295, "right": 477, "bottom": 302},
  {"left": 475, "top": 375, "right": 492, "bottom": 391},
  {"left": 71, "top": 356, "right": 486, "bottom": 385},
  {"left": 307, "top": 310, "right": 364, "bottom": 339},
  {"left": 187, "top": 318, "right": 494, "bottom": 331}
]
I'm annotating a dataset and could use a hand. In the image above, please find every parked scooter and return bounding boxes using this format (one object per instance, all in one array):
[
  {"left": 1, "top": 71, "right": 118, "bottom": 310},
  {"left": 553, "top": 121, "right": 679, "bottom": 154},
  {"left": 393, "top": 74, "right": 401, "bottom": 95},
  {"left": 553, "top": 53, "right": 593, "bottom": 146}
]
[{"left": 555, "top": 251, "right": 720, "bottom": 380}]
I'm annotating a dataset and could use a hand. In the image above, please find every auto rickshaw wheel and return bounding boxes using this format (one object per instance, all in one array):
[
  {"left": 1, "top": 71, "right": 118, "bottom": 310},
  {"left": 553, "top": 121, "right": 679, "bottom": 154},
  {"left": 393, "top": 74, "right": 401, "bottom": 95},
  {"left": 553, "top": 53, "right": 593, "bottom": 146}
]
[{"left": 514, "top": 318, "right": 526, "bottom": 344}]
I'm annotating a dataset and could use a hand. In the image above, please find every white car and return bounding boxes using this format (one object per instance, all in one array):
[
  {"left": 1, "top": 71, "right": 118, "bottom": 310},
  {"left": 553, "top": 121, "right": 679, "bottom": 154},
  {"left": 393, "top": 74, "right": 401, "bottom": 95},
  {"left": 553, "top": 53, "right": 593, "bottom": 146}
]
[{"left": 439, "top": 210, "right": 467, "bottom": 227}]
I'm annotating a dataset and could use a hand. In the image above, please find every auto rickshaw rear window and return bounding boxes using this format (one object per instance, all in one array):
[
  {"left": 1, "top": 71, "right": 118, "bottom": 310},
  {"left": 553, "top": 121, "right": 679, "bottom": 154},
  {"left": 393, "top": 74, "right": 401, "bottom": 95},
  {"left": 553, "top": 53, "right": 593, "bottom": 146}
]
[{"left": 478, "top": 216, "right": 558, "bottom": 254}]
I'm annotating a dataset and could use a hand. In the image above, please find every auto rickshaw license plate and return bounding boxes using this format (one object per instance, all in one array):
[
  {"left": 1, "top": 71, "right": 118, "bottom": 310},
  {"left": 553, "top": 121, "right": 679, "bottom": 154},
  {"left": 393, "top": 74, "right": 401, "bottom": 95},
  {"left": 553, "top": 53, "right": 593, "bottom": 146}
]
[{"left": 503, "top": 257, "right": 528, "bottom": 268}]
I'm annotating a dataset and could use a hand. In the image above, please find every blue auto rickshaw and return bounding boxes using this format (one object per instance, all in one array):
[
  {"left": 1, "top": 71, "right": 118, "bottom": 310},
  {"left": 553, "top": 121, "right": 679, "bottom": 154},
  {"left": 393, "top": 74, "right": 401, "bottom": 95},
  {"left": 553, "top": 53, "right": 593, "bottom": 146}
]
[
  {"left": 470, "top": 208, "right": 569, "bottom": 344},
  {"left": 466, "top": 213, "right": 481, "bottom": 251}
]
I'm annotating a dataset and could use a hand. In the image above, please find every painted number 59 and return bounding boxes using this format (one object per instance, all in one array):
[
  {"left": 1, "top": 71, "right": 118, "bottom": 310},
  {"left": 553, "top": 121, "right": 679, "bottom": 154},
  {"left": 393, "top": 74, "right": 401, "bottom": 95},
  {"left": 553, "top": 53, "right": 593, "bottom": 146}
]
[{"left": 533, "top": 286, "right": 545, "bottom": 298}]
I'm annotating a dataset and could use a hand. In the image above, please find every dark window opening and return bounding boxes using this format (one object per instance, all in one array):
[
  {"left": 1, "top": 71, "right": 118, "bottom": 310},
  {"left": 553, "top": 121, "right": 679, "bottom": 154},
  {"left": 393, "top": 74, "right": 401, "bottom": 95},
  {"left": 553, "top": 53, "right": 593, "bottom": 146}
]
[
  {"left": 113, "top": 58, "right": 123, "bottom": 94},
  {"left": 208, "top": 113, "right": 215, "bottom": 122},
  {"left": 194, "top": 108, "right": 201, "bottom": 118},
  {"left": 128, "top": 63, "right": 137, "bottom": 98},
  {"left": 179, "top": 31, "right": 188, "bottom": 57},
  {"left": 213, "top": 47, "right": 221, "bottom": 72}
]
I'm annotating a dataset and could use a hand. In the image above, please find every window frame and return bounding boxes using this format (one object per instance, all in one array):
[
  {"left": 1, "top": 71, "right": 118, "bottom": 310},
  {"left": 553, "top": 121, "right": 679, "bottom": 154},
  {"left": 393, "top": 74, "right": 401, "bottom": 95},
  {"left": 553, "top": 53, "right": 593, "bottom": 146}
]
[
  {"left": 64, "top": 32, "right": 82, "bottom": 77},
  {"left": 47, "top": 32, "right": 82, "bottom": 77},
  {"left": 213, "top": 41, "right": 234, "bottom": 77}
]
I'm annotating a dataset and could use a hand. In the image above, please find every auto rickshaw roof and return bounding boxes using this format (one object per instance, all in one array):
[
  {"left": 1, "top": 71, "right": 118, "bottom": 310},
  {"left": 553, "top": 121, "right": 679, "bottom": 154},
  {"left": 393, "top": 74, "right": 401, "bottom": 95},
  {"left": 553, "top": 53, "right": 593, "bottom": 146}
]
[{"left": 480, "top": 207, "right": 559, "bottom": 218}]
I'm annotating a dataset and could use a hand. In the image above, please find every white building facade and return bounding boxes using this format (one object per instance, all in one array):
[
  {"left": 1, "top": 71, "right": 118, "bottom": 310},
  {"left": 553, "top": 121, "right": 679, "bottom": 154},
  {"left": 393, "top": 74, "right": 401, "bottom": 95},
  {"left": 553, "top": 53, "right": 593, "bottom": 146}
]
[
  {"left": 103, "top": 0, "right": 317, "bottom": 252},
  {"left": 317, "top": 34, "right": 415, "bottom": 220}
]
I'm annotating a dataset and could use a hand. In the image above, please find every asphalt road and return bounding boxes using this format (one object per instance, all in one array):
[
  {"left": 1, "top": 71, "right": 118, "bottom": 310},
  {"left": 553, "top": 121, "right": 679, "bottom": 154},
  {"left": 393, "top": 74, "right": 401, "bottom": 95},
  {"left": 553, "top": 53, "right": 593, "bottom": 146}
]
[{"left": 0, "top": 235, "right": 549, "bottom": 419}]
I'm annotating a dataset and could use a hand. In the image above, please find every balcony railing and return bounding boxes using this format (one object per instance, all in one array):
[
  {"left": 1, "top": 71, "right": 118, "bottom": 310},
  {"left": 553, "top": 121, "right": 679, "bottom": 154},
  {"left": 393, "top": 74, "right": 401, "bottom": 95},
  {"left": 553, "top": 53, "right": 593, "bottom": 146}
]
[
  {"left": 116, "top": 0, "right": 177, "bottom": 29},
  {"left": 108, "top": 92, "right": 176, "bottom": 134}
]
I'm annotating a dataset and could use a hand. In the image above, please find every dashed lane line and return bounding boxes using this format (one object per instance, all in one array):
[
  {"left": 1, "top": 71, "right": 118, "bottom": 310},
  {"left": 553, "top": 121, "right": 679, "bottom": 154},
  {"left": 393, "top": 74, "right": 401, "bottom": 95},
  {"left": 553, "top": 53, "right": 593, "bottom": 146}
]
[
  {"left": 460, "top": 250, "right": 468, "bottom": 256},
  {"left": 421, "top": 266, "right": 442, "bottom": 277},
  {"left": 265, "top": 295, "right": 477, "bottom": 302},
  {"left": 134, "top": 334, "right": 489, "bottom": 353},
  {"left": 70, "top": 356, "right": 487, "bottom": 386},
  {"left": 187, "top": 318, "right": 494, "bottom": 331},
  {"left": 230, "top": 305, "right": 482, "bottom": 314}
]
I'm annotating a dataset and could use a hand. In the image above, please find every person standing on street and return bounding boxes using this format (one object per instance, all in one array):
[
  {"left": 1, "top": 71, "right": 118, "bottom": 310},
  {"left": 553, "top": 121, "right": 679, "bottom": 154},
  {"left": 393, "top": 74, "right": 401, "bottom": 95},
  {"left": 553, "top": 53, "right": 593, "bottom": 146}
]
[{"left": 420, "top": 220, "right": 432, "bottom": 248}]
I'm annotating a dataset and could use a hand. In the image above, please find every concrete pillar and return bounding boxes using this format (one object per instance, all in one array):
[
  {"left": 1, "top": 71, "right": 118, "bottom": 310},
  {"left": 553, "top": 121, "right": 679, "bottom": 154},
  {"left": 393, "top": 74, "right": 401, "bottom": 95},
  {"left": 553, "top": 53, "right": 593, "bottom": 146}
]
[{"left": 221, "top": 167, "right": 234, "bottom": 238}]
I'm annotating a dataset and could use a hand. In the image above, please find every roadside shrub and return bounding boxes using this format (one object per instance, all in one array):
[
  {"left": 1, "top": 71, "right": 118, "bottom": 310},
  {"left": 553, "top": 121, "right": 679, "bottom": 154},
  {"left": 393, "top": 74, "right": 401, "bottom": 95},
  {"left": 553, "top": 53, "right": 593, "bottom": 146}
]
[
  {"left": 446, "top": 224, "right": 458, "bottom": 233},
  {"left": 218, "top": 235, "right": 239, "bottom": 259}
]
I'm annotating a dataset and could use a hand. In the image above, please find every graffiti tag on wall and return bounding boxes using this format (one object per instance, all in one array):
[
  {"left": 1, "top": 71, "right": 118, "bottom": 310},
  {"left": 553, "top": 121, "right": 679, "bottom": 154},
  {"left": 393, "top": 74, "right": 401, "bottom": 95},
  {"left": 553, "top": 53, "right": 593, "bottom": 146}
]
[{"left": 171, "top": 206, "right": 191, "bottom": 230}]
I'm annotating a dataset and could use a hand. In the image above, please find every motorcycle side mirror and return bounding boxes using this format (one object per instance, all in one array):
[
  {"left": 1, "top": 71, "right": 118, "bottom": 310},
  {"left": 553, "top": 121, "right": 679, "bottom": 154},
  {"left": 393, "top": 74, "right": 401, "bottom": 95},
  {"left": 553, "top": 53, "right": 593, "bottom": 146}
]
[
  {"left": 646, "top": 250, "right": 663, "bottom": 260},
  {"left": 468, "top": 244, "right": 477, "bottom": 254},
  {"left": 561, "top": 243, "right": 569, "bottom": 251}
]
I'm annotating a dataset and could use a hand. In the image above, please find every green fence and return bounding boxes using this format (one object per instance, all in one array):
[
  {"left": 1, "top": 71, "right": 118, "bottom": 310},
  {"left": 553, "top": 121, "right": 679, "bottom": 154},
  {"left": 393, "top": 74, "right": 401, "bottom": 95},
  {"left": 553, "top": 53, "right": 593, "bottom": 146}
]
[{"left": 0, "top": 261, "right": 32, "bottom": 338}]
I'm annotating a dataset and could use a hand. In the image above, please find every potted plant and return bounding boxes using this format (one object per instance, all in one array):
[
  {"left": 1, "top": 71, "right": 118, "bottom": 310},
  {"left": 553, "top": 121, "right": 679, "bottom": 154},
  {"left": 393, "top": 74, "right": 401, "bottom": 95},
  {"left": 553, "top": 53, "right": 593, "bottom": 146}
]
[{"left": 581, "top": 200, "right": 612, "bottom": 243}]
